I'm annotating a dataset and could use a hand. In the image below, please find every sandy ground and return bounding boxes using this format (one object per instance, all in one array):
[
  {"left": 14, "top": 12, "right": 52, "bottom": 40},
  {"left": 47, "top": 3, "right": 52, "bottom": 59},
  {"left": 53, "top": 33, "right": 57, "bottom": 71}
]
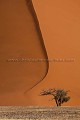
[{"left": 0, "top": 106, "right": 80, "bottom": 120}]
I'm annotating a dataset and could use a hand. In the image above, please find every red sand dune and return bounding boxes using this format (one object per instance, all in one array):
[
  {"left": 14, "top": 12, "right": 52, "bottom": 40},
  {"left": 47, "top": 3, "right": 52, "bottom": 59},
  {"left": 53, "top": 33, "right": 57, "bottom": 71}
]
[{"left": 0, "top": 0, "right": 80, "bottom": 106}]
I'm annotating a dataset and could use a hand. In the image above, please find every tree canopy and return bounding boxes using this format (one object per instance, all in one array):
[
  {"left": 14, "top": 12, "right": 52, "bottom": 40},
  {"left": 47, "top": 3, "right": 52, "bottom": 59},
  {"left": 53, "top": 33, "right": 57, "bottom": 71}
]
[{"left": 40, "top": 88, "right": 70, "bottom": 106}]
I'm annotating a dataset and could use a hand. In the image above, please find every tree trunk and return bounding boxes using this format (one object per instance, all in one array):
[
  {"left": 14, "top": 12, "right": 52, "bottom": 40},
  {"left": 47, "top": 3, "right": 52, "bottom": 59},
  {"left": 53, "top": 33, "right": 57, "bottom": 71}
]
[{"left": 55, "top": 99, "right": 59, "bottom": 106}]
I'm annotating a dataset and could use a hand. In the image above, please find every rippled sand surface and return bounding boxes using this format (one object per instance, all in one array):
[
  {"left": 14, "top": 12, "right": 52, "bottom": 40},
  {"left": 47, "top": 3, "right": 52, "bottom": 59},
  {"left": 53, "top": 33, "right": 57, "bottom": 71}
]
[{"left": 0, "top": 106, "right": 80, "bottom": 120}]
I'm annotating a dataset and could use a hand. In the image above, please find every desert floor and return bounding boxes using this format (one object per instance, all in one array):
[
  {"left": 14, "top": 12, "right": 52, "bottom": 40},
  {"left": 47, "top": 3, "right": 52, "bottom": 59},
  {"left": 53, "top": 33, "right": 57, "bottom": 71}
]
[{"left": 0, "top": 106, "right": 80, "bottom": 120}]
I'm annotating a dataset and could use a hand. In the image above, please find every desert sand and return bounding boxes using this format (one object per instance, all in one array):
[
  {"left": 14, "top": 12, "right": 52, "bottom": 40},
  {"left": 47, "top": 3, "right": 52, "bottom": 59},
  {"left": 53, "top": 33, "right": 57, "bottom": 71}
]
[
  {"left": 0, "top": 0, "right": 48, "bottom": 105},
  {"left": 0, "top": 0, "right": 80, "bottom": 106},
  {"left": 27, "top": 0, "right": 80, "bottom": 106}
]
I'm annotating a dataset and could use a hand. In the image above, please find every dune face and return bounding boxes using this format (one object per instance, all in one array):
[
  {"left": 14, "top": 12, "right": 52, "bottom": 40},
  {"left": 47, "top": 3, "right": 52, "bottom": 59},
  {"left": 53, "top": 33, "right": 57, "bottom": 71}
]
[
  {"left": 30, "top": 0, "right": 80, "bottom": 106},
  {"left": 0, "top": 0, "right": 48, "bottom": 102},
  {"left": 0, "top": 0, "right": 80, "bottom": 106}
]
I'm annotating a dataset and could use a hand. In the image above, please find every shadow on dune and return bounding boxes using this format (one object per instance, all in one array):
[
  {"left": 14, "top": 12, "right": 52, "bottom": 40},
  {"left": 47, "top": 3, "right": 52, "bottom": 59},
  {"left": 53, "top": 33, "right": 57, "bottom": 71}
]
[{"left": 0, "top": 0, "right": 49, "bottom": 95}]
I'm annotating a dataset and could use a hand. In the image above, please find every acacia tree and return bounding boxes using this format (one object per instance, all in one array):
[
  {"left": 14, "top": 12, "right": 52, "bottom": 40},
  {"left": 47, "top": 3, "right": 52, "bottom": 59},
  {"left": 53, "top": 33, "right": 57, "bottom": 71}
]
[{"left": 40, "top": 88, "right": 70, "bottom": 106}]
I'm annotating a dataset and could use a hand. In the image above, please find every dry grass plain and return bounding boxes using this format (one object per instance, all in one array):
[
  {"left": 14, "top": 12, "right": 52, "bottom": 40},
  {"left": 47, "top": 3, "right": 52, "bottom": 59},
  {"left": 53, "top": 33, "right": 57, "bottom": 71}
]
[{"left": 0, "top": 106, "right": 80, "bottom": 120}]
